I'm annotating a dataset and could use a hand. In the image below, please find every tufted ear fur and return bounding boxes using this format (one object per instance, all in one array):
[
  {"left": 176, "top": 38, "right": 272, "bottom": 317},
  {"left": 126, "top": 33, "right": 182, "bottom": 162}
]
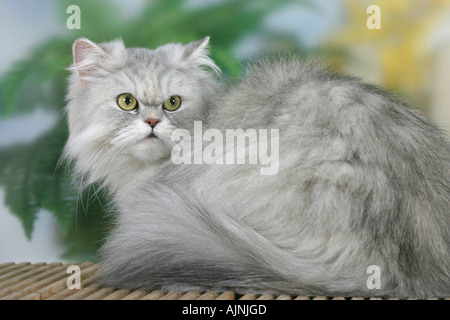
[
  {"left": 183, "top": 36, "right": 221, "bottom": 75},
  {"left": 71, "top": 37, "right": 125, "bottom": 78}
]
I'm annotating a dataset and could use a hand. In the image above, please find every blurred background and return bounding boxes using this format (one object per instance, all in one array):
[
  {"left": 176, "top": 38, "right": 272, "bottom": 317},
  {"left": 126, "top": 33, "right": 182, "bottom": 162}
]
[{"left": 0, "top": 0, "right": 449, "bottom": 263}]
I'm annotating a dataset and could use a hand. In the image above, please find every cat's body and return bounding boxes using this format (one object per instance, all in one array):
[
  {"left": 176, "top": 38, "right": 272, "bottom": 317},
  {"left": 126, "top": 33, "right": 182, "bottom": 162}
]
[{"left": 65, "top": 38, "right": 450, "bottom": 298}]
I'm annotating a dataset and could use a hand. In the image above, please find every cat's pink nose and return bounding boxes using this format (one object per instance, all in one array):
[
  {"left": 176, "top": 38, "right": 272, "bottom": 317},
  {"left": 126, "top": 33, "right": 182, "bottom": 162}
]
[{"left": 145, "top": 118, "right": 159, "bottom": 128}]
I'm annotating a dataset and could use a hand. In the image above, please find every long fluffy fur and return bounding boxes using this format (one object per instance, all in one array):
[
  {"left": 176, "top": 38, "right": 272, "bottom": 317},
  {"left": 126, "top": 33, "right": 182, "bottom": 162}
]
[{"left": 65, "top": 39, "right": 450, "bottom": 298}]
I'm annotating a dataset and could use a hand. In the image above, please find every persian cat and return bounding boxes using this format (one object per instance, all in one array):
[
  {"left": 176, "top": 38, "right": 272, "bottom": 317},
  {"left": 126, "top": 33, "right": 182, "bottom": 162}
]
[{"left": 64, "top": 37, "right": 449, "bottom": 298}]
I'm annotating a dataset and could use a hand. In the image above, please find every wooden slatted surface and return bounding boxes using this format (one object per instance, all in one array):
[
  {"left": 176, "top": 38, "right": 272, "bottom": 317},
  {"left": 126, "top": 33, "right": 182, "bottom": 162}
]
[{"left": 0, "top": 262, "right": 447, "bottom": 300}]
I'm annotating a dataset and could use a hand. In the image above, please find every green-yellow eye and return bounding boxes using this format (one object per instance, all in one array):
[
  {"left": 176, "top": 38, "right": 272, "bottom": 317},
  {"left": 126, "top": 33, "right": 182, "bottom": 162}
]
[
  {"left": 163, "top": 95, "right": 181, "bottom": 111},
  {"left": 117, "top": 93, "right": 138, "bottom": 111}
]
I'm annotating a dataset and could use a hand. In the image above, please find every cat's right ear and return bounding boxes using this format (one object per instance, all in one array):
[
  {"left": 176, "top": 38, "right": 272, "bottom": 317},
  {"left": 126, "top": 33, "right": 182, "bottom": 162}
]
[
  {"left": 183, "top": 36, "right": 221, "bottom": 75},
  {"left": 71, "top": 38, "right": 107, "bottom": 79}
]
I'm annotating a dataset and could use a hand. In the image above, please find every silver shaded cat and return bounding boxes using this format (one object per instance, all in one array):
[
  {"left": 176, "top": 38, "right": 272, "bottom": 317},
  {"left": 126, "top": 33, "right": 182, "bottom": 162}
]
[{"left": 65, "top": 38, "right": 450, "bottom": 298}]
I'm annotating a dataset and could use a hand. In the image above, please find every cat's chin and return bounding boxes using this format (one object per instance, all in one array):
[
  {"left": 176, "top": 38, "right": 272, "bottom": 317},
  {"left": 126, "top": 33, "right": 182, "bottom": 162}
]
[{"left": 131, "top": 139, "right": 172, "bottom": 163}]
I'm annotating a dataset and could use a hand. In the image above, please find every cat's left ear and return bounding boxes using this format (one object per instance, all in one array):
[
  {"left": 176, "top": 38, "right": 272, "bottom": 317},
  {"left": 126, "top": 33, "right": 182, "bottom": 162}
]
[
  {"left": 183, "top": 36, "right": 221, "bottom": 75},
  {"left": 71, "top": 37, "right": 125, "bottom": 79}
]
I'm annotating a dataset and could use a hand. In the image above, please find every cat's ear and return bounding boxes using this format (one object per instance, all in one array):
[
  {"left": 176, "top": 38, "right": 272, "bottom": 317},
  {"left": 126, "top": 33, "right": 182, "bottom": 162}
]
[
  {"left": 183, "top": 36, "right": 221, "bottom": 75},
  {"left": 71, "top": 37, "right": 125, "bottom": 79},
  {"left": 71, "top": 38, "right": 107, "bottom": 78}
]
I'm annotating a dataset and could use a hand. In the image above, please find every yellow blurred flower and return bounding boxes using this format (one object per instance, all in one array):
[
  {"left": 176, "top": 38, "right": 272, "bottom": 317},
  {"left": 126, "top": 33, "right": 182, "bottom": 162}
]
[{"left": 330, "top": 0, "right": 449, "bottom": 105}]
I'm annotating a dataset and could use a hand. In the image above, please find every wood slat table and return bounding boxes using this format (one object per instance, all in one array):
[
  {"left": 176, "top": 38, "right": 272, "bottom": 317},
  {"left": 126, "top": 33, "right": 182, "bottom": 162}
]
[{"left": 0, "top": 262, "right": 446, "bottom": 300}]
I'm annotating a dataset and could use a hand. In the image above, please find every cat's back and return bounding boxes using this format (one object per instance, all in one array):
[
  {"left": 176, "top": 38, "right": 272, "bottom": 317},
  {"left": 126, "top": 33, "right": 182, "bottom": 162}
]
[
  {"left": 214, "top": 57, "right": 417, "bottom": 131},
  {"left": 213, "top": 57, "right": 450, "bottom": 166}
]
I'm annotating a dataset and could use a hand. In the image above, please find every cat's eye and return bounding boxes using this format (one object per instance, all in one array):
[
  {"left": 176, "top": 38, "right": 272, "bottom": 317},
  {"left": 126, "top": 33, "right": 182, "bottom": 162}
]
[
  {"left": 117, "top": 93, "right": 138, "bottom": 111},
  {"left": 162, "top": 95, "right": 182, "bottom": 111}
]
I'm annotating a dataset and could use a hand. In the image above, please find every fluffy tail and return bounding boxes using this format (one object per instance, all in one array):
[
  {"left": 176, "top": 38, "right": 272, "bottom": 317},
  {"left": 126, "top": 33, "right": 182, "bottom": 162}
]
[{"left": 98, "top": 185, "right": 319, "bottom": 296}]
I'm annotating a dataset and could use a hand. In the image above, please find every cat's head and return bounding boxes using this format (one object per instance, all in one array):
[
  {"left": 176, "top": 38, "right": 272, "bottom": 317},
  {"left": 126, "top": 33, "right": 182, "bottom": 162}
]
[{"left": 64, "top": 37, "right": 220, "bottom": 190}]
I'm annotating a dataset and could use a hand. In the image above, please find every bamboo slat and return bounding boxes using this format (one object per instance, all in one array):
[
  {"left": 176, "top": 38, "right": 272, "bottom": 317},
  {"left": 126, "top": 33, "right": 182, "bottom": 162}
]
[
  {"left": 0, "top": 262, "right": 446, "bottom": 300},
  {"left": 216, "top": 291, "right": 236, "bottom": 300},
  {"left": 178, "top": 291, "right": 201, "bottom": 300},
  {"left": 140, "top": 290, "right": 164, "bottom": 300}
]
